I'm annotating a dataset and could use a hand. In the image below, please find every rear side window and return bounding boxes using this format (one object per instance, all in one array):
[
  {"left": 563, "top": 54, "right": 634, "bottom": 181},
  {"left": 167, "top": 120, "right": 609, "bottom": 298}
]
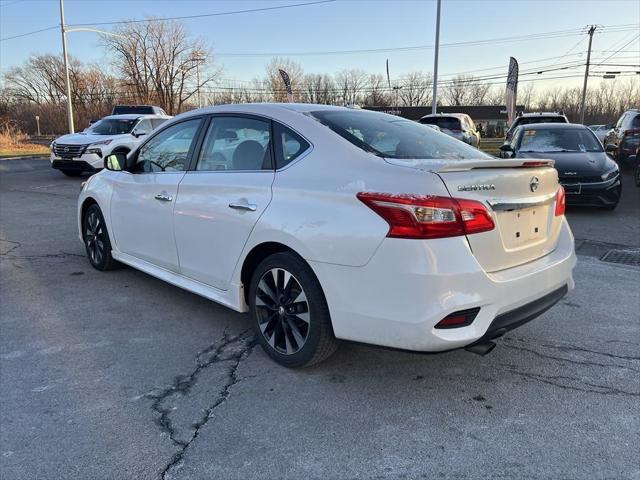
[
  {"left": 629, "top": 114, "right": 640, "bottom": 129},
  {"left": 274, "top": 123, "right": 310, "bottom": 169}
]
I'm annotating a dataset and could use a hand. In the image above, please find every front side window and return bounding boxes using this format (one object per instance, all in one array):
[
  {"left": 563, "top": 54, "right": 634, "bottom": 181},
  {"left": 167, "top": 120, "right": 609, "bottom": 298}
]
[
  {"left": 311, "top": 110, "right": 489, "bottom": 160},
  {"left": 518, "top": 128, "right": 602, "bottom": 153},
  {"left": 90, "top": 118, "right": 137, "bottom": 135},
  {"left": 196, "top": 116, "right": 272, "bottom": 171},
  {"left": 274, "top": 123, "right": 310, "bottom": 169},
  {"left": 135, "top": 118, "right": 201, "bottom": 173}
]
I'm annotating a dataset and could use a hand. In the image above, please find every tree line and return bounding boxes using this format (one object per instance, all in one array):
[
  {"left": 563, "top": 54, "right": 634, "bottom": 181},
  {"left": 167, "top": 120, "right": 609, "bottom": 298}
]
[{"left": 1, "top": 19, "right": 638, "bottom": 135}]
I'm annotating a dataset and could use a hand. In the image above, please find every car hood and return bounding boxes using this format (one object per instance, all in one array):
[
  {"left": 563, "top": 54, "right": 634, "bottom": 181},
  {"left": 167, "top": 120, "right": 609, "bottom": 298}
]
[
  {"left": 516, "top": 151, "right": 615, "bottom": 175},
  {"left": 54, "top": 132, "right": 130, "bottom": 145}
]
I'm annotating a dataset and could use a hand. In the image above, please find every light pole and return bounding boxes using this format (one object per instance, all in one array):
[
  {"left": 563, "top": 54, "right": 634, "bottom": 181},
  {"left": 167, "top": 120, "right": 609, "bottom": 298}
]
[
  {"left": 59, "top": 0, "right": 74, "bottom": 133},
  {"left": 59, "top": 0, "right": 124, "bottom": 134},
  {"left": 191, "top": 50, "right": 207, "bottom": 108},
  {"left": 431, "top": 0, "right": 442, "bottom": 114}
]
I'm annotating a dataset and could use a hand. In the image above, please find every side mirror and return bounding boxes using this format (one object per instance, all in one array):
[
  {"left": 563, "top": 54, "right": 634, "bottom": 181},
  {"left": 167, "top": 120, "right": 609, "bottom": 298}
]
[
  {"left": 133, "top": 130, "right": 148, "bottom": 138},
  {"left": 605, "top": 144, "right": 618, "bottom": 153},
  {"left": 499, "top": 144, "right": 514, "bottom": 159},
  {"left": 104, "top": 153, "right": 127, "bottom": 171}
]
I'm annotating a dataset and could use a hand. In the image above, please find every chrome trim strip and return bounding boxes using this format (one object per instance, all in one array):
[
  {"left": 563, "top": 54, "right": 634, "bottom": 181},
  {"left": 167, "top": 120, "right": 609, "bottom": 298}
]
[{"left": 488, "top": 192, "right": 556, "bottom": 211}]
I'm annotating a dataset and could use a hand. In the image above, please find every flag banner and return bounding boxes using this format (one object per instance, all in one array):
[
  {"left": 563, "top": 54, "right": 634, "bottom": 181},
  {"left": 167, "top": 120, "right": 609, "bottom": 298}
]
[
  {"left": 505, "top": 57, "right": 519, "bottom": 126},
  {"left": 279, "top": 69, "right": 293, "bottom": 103}
]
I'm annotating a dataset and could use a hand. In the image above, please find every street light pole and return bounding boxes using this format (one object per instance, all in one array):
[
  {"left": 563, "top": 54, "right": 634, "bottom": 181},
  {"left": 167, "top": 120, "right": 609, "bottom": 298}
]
[
  {"left": 59, "top": 0, "right": 74, "bottom": 133},
  {"left": 431, "top": 0, "right": 442, "bottom": 114},
  {"left": 580, "top": 25, "right": 596, "bottom": 124}
]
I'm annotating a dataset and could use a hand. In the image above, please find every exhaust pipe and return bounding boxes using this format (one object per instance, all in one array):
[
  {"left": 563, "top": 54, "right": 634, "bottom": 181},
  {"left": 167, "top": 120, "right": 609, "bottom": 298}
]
[{"left": 465, "top": 340, "right": 496, "bottom": 356}]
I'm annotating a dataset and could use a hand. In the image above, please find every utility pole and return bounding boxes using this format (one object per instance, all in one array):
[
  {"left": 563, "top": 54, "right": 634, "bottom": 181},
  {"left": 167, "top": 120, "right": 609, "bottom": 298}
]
[
  {"left": 580, "top": 25, "right": 596, "bottom": 124},
  {"left": 431, "top": 0, "right": 442, "bottom": 114},
  {"left": 59, "top": 0, "right": 74, "bottom": 133}
]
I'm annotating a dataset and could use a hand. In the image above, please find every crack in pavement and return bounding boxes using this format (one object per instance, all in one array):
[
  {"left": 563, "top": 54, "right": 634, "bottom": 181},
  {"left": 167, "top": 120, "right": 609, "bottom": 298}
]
[
  {"left": 498, "top": 364, "right": 640, "bottom": 397},
  {"left": 0, "top": 238, "right": 84, "bottom": 262},
  {"left": 539, "top": 342, "right": 640, "bottom": 361},
  {"left": 501, "top": 340, "right": 640, "bottom": 373},
  {"left": 146, "top": 329, "right": 255, "bottom": 480}
]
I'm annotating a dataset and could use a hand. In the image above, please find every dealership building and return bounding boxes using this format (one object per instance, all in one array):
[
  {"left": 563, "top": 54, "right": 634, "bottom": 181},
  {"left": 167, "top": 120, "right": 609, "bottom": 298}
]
[{"left": 365, "top": 105, "right": 525, "bottom": 138}]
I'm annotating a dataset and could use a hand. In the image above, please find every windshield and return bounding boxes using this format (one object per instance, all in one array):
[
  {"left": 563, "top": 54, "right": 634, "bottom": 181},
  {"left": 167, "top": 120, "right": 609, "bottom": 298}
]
[
  {"left": 419, "top": 117, "right": 461, "bottom": 131},
  {"left": 89, "top": 118, "right": 137, "bottom": 135},
  {"left": 309, "top": 110, "right": 489, "bottom": 160},
  {"left": 518, "top": 128, "right": 603, "bottom": 153}
]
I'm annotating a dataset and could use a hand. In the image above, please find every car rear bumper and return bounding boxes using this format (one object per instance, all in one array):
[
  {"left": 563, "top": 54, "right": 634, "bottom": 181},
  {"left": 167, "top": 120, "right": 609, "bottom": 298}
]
[{"left": 310, "top": 218, "right": 576, "bottom": 352}]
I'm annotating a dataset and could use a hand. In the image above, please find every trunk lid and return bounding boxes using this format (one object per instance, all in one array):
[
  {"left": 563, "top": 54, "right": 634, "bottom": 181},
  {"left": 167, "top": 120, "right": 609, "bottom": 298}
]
[{"left": 385, "top": 157, "right": 563, "bottom": 272}]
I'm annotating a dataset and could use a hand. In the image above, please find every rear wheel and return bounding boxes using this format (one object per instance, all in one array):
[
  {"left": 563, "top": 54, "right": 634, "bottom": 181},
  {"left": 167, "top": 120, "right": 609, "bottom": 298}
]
[
  {"left": 249, "top": 252, "right": 339, "bottom": 368},
  {"left": 83, "top": 204, "right": 118, "bottom": 270}
]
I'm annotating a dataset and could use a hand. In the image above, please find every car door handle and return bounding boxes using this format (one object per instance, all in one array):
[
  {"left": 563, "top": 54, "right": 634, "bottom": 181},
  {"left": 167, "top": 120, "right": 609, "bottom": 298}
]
[
  {"left": 228, "top": 202, "right": 257, "bottom": 212},
  {"left": 154, "top": 193, "right": 173, "bottom": 202}
]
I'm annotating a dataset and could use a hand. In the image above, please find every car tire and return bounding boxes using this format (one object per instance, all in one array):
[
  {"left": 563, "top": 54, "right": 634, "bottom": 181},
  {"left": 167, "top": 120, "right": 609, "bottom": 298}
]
[
  {"left": 60, "top": 169, "right": 82, "bottom": 177},
  {"left": 249, "top": 252, "right": 339, "bottom": 368},
  {"left": 82, "top": 204, "right": 118, "bottom": 271}
]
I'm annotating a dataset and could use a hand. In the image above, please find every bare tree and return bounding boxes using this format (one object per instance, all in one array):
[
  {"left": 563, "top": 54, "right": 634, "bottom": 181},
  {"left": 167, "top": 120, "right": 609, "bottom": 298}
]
[
  {"left": 102, "top": 19, "right": 219, "bottom": 114},
  {"left": 302, "top": 73, "right": 336, "bottom": 104},
  {"left": 398, "top": 71, "right": 432, "bottom": 107},
  {"left": 443, "top": 75, "right": 492, "bottom": 106},
  {"left": 362, "top": 74, "right": 390, "bottom": 107},
  {"left": 335, "top": 69, "right": 368, "bottom": 105}
]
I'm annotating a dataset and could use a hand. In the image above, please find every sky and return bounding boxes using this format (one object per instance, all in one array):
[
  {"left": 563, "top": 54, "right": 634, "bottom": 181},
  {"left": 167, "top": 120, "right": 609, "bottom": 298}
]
[{"left": 0, "top": 0, "right": 639, "bottom": 91}]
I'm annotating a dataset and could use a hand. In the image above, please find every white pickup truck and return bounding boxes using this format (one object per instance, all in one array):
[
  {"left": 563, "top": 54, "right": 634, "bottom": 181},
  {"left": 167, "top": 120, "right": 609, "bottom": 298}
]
[{"left": 50, "top": 114, "right": 170, "bottom": 176}]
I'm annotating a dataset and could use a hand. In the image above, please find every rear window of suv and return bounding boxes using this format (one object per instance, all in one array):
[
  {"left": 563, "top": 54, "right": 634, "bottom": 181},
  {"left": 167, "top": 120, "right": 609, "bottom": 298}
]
[
  {"left": 515, "top": 116, "right": 567, "bottom": 127},
  {"left": 419, "top": 117, "right": 461, "bottom": 131}
]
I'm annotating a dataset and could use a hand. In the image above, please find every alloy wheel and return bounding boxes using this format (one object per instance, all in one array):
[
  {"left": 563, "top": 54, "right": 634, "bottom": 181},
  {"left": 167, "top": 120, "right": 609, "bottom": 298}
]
[
  {"left": 254, "top": 268, "right": 310, "bottom": 355},
  {"left": 85, "top": 212, "right": 105, "bottom": 265}
]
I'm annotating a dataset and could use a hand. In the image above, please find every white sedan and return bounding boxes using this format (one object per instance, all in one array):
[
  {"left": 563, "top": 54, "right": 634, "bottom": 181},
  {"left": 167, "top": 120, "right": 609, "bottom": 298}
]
[{"left": 78, "top": 104, "right": 576, "bottom": 367}]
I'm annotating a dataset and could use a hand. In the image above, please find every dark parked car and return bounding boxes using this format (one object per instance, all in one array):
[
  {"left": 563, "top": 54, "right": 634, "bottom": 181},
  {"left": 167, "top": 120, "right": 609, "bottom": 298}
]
[
  {"left": 603, "top": 109, "right": 640, "bottom": 166},
  {"left": 500, "top": 123, "right": 621, "bottom": 209},
  {"left": 505, "top": 112, "right": 569, "bottom": 141}
]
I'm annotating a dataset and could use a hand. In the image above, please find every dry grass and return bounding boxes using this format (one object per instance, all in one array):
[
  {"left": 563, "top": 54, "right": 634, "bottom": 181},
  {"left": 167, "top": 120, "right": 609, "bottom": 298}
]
[{"left": 0, "top": 123, "right": 49, "bottom": 157}]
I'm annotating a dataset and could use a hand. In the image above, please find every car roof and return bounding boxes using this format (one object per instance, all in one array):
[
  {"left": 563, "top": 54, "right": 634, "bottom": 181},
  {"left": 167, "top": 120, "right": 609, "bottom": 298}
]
[
  {"left": 100, "top": 114, "right": 171, "bottom": 121},
  {"left": 519, "top": 122, "right": 587, "bottom": 130},
  {"left": 518, "top": 112, "right": 565, "bottom": 118},
  {"left": 419, "top": 113, "right": 466, "bottom": 119}
]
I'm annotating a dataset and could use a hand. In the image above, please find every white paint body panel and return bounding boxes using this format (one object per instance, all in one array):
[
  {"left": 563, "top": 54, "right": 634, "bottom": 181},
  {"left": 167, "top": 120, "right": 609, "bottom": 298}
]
[{"left": 78, "top": 103, "right": 576, "bottom": 352}]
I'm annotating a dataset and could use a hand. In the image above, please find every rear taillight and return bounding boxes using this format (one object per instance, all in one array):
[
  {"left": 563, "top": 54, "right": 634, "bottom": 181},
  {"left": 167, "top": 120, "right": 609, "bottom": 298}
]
[
  {"left": 357, "top": 192, "right": 494, "bottom": 239},
  {"left": 554, "top": 186, "right": 566, "bottom": 217}
]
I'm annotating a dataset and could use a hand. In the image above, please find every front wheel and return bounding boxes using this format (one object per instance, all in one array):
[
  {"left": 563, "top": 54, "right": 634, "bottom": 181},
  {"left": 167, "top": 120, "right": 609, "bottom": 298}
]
[
  {"left": 83, "top": 204, "right": 118, "bottom": 270},
  {"left": 249, "top": 252, "right": 339, "bottom": 368}
]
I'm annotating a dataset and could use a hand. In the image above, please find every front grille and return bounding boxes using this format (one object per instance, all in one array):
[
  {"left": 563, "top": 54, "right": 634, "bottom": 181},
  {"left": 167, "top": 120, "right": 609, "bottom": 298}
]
[
  {"left": 559, "top": 176, "right": 602, "bottom": 184},
  {"left": 53, "top": 143, "right": 87, "bottom": 158}
]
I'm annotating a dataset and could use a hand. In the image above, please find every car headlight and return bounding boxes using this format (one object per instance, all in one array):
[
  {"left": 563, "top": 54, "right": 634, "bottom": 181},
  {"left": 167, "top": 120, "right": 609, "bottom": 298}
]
[
  {"left": 86, "top": 139, "right": 112, "bottom": 157},
  {"left": 601, "top": 167, "right": 619, "bottom": 181}
]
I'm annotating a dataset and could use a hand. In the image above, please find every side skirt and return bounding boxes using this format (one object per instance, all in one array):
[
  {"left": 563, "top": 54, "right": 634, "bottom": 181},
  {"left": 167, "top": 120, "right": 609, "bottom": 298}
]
[{"left": 112, "top": 251, "right": 248, "bottom": 313}]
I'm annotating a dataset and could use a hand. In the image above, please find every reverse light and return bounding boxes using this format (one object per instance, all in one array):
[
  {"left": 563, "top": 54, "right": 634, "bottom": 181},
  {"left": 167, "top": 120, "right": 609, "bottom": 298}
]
[
  {"left": 554, "top": 186, "right": 566, "bottom": 217},
  {"left": 357, "top": 192, "right": 495, "bottom": 239}
]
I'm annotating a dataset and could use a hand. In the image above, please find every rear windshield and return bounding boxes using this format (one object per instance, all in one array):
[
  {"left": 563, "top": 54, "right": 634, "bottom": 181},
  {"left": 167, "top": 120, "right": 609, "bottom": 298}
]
[
  {"left": 518, "top": 127, "right": 602, "bottom": 153},
  {"left": 516, "top": 116, "right": 567, "bottom": 127},
  {"left": 90, "top": 118, "right": 137, "bottom": 135},
  {"left": 419, "top": 117, "right": 461, "bottom": 130},
  {"left": 112, "top": 106, "right": 155, "bottom": 115},
  {"left": 309, "top": 110, "right": 490, "bottom": 160}
]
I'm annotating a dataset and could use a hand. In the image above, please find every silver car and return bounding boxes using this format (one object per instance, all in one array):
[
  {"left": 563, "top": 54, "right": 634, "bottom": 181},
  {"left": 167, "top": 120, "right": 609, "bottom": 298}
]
[{"left": 418, "top": 113, "right": 481, "bottom": 147}]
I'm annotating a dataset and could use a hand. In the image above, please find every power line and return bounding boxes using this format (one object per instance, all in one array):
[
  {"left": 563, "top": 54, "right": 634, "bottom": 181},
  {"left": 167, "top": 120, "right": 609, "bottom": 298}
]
[
  {"left": 68, "top": 0, "right": 336, "bottom": 27},
  {"left": 0, "top": 25, "right": 58, "bottom": 42}
]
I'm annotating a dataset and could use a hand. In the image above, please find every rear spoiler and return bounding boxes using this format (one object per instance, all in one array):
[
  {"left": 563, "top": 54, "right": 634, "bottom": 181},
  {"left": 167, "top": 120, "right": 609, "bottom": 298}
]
[{"left": 432, "top": 158, "right": 555, "bottom": 172}]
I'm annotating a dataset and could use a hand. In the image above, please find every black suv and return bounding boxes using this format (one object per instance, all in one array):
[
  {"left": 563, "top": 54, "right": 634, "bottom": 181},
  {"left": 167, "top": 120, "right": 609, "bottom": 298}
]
[
  {"left": 111, "top": 105, "right": 167, "bottom": 116},
  {"left": 603, "top": 109, "right": 640, "bottom": 165},
  {"left": 505, "top": 112, "right": 569, "bottom": 141}
]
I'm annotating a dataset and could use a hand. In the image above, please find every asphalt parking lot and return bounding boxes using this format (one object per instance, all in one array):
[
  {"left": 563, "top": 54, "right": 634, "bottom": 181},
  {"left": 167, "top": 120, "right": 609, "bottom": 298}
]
[{"left": 1, "top": 158, "right": 639, "bottom": 480}]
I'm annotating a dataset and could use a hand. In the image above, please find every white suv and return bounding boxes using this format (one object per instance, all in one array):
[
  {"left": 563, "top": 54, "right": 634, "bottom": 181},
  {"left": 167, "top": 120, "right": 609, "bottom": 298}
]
[{"left": 50, "top": 114, "right": 170, "bottom": 176}]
